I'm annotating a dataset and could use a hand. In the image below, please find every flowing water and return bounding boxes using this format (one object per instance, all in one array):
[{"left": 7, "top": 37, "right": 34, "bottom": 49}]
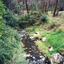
[{"left": 19, "top": 31, "right": 51, "bottom": 64}]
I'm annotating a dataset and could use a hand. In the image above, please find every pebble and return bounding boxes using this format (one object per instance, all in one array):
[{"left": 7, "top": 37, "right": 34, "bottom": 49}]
[
  {"left": 25, "top": 54, "right": 31, "bottom": 57},
  {"left": 26, "top": 48, "right": 28, "bottom": 49},
  {"left": 29, "top": 51, "right": 31, "bottom": 52},
  {"left": 33, "top": 57, "right": 35, "bottom": 59},
  {"left": 29, "top": 48, "right": 31, "bottom": 49},
  {"left": 42, "top": 37, "right": 47, "bottom": 42}
]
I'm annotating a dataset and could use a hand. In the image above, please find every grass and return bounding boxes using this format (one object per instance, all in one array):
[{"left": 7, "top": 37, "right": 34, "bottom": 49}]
[
  {"left": 35, "top": 40, "right": 49, "bottom": 55},
  {"left": 5, "top": 45, "right": 29, "bottom": 64},
  {"left": 48, "top": 11, "right": 64, "bottom": 24},
  {"left": 46, "top": 29, "right": 64, "bottom": 54},
  {"left": 25, "top": 11, "right": 64, "bottom": 57}
]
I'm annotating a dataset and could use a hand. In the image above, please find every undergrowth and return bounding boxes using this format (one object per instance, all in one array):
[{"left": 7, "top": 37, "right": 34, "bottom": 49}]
[{"left": 0, "top": 26, "right": 29, "bottom": 64}]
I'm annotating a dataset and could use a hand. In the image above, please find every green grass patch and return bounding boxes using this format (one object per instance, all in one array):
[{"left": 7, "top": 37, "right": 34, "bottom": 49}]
[{"left": 46, "top": 29, "right": 64, "bottom": 55}]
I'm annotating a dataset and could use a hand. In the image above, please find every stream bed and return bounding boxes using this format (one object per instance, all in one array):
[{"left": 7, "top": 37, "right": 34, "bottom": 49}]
[{"left": 19, "top": 31, "right": 51, "bottom": 64}]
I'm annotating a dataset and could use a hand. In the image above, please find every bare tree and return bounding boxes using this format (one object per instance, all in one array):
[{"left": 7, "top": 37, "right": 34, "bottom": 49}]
[
  {"left": 53, "top": 0, "right": 58, "bottom": 17},
  {"left": 44, "top": 0, "right": 50, "bottom": 14},
  {"left": 52, "top": 0, "right": 64, "bottom": 16},
  {"left": 56, "top": 6, "right": 63, "bottom": 16}
]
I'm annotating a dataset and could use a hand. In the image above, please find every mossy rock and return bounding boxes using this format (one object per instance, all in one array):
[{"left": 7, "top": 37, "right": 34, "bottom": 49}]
[
  {"left": 59, "top": 48, "right": 64, "bottom": 52},
  {"left": 35, "top": 35, "right": 42, "bottom": 40}
]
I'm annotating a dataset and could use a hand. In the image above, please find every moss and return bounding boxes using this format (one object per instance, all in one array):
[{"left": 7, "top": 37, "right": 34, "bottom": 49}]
[
  {"left": 35, "top": 40, "right": 49, "bottom": 55},
  {"left": 59, "top": 48, "right": 64, "bottom": 52}
]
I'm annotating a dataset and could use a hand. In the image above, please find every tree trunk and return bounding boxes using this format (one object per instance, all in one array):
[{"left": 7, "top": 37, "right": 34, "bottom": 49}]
[
  {"left": 46, "top": 1, "right": 50, "bottom": 14},
  {"left": 56, "top": 6, "right": 64, "bottom": 16},
  {"left": 53, "top": 0, "right": 58, "bottom": 17},
  {"left": 26, "top": 0, "right": 29, "bottom": 13}
]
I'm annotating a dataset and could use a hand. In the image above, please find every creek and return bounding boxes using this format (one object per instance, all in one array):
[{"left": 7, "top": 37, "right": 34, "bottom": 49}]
[{"left": 19, "top": 31, "right": 51, "bottom": 64}]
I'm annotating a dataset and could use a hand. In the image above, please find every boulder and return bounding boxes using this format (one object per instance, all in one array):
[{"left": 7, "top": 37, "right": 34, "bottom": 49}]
[
  {"left": 42, "top": 37, "right": 47, "bottom": 42},
  {"left": 29, "top": 33, "right": 42, "bottom": 41},
  {"left": 49, "top": 47, "right": 53, "bottom": 51},
  {"left": 50, "top": 53, "right": 63, "bottom": 64}
]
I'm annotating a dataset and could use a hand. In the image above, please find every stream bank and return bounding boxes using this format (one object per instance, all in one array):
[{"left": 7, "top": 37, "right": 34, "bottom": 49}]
[{"left": 18, "top": 30, "right": 64, "bottom": 64}]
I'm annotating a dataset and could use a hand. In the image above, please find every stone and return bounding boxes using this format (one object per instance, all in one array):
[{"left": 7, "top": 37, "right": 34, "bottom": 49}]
[
  {"left": 41, "top": 57, "right": 45, "bottom": 61},
  {"left": 29, "top": 32, "right": 42, "bottom": 41},
  {"left": 37, "top": 59, "right": 45, "bottom": 64},
  {"left": 60, "top": 52, "right": 64, "bottom": 56},
  {"left": 20, "top": 34, "right": 24, "bottom": 38},
  {"left": 29, "top": 51, "right": 31, "bottom": 52},
  {"left": 20, "top": 38, "right": 23, "bottom": 41},
  {"left": 21, "top": 30, "right": 25, "bottom": 32},
  {"left": 35, "top": 32, "right": 40, "bottom": 34},
  {"left": 29, "top": 48, "right": 31, "bottom": 49},
  {"left": 25, "top": 54, "right": 31, "bottom": 57},
  {"left": 33, "top": 57, "right": 35, "bottom": 59},
  {"left": 39, "top": 53, "right": 41, "bottom": 55},
  {"left": 37, "top": 59, "right": 41, "bottom": 63},
  {"left": 49, "top": 47, "right": 53, "bottom": 51},
  {"left": 40, "top": 56, "right": 44, "bottom": 58},
  {"left": 50, "top": 53, "right": 63, "bottom": 64},
  {"left": 32, "top": 60, "right": 37, "bottom": 64},
  {"left": 62, "top": 57, "right": 64, "bottom": 61},
  {"left": 42, "top": 37, "right": 47, "bottom": 42},
  {"left": 25, "top": 48, "right": 28, "bottom": 49}
]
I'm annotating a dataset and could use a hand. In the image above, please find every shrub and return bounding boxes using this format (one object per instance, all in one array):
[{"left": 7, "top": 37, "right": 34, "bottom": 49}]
[
  {"left": 50, "top": 21, "right": 54, "bottom": 26},
  {"left": 0, "top": 1, "right": 28, "bottom": 64},
  {"left": 30, "top": 11, "right": 41, "bottom": 18},
  {"left": 49, "top": 21, "right": 55, "bottom": 29},
  {"left": 0, "top": 26, "right": 29, "bottom": 64},
  {"left": 19, "top": 14, "right": 36, "bottom": 27},
  {"left": 13, "top": 4, "right": 20, "bottom": 14},
  {"left": 19, "top": 13, "right": 30, "bottom": 24},
  {"left": 29, "top": 18, "right": 36, "bottom": 24},
  {"left": 25, "top": 13, "right": 30, "bottom": 20},
  {"left": 3, "top": 9, "right": 19, "bottom": 27},
  {"left": 0, "top": 27, "right": 19, "bottom": 63},
  {"left": 2, "top": 0, "right": 20, "bottom": 13},
  {"left": 29, "top": 15, "right": 36, "bottom": 24},
  {"left": 41, "top": 14, "right": 47, "bottom": 23},
  {"left": 19, "top": 16, "right": 29, "bottom": 25},
  {"left": 33, "top": 11, "right": 38, "bottom": 15},
  {"left": 0, "top": 1, "right": 5, "bottom": 34}
]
